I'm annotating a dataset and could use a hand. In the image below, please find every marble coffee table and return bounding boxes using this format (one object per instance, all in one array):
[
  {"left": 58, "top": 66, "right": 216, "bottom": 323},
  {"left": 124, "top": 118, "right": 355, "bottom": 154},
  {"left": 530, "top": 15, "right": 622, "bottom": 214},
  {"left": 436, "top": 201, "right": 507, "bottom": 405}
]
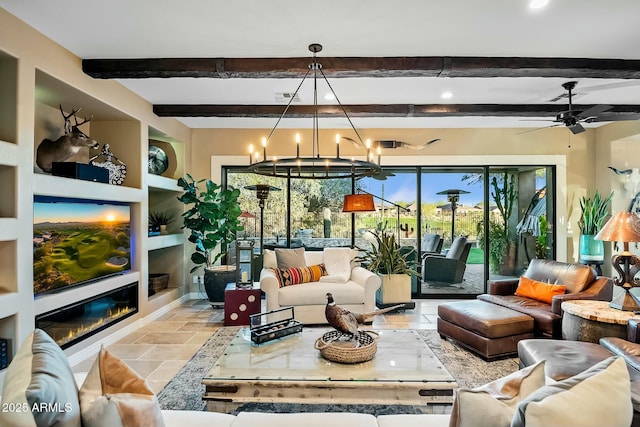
[{"left": 202, "top": 328, "right": 457, "bottom": 413}]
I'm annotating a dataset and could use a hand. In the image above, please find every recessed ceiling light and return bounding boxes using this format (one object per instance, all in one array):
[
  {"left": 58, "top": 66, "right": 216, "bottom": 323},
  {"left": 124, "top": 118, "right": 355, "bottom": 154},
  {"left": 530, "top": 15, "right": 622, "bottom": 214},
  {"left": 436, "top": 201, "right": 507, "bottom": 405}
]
[
  {"left": 441, "top": 91, "right": 453, "bottom": 99},
  {"left": 324, "top": 92, "right": 335, "bottom": 101},
  {"left": 529, "top": 0, "right": 549, "bottom": 9}
]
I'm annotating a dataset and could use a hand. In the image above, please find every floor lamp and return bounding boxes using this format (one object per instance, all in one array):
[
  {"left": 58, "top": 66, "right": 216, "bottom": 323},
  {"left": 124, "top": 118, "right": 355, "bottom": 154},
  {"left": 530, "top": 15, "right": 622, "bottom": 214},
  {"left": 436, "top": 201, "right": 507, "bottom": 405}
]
[
  {"left": 436, "top": 189, "right": 470, "bottom": 242},
  {"left": 244, "top": 184, "right": 281, "bottom": 253},
  {"left": 343, "top": 190, "right": 411, "bottom": 238}
]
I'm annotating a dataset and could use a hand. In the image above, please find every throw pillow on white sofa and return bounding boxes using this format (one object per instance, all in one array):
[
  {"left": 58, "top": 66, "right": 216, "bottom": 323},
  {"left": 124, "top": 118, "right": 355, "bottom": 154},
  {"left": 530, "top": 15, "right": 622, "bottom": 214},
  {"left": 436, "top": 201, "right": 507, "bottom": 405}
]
[{"left": 319, "top": 247, "right": 353, "bottom": 283}]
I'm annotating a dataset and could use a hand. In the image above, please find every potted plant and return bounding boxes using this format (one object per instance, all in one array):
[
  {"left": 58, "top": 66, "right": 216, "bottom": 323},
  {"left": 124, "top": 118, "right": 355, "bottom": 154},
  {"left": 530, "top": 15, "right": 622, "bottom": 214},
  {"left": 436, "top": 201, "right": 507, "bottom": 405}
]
[
  {"left": 356, "top": 231, "right": 418, "bottom": 306},
  {"left": 149, "top": 210, "right": 175, "bottom": 235},
  {"left": 177, "top": 174, "right": 243, "bottom": 303},
  {"left": 578, "top": 190, "right": 614, "bottom": 263}
]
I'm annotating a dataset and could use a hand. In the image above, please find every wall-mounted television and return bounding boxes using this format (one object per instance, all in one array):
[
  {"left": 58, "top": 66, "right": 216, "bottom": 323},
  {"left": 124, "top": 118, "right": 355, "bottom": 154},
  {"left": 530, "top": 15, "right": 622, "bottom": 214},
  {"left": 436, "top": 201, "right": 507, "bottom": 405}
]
[{"left": 33, "top": 196, "right": 131, "bottom": 296}]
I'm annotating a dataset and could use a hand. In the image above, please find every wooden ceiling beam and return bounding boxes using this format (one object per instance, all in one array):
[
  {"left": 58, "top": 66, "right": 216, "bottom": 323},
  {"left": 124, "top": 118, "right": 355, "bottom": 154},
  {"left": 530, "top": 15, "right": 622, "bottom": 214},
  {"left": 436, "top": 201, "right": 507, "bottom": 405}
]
[
  {"left": 83, "top": 56, "right": 640, "bottom": 79},
  {"left": 153, "top": 103, "right": 640, "bottom": 118}
]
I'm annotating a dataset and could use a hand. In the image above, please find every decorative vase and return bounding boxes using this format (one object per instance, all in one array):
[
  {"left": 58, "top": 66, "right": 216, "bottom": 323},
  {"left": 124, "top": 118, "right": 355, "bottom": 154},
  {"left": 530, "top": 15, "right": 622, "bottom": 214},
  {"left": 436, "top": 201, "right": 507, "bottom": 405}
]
[
  {"left": 204, "top": 265, "right": 236, "bottom": 303},
  {"left": 579, "top": 234, "right": 604, "bottom": 263}
]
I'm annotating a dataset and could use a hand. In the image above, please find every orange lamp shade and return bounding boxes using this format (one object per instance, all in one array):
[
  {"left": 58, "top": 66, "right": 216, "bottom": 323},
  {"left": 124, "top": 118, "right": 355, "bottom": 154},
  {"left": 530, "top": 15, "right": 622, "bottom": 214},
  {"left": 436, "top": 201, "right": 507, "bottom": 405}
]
[{"left": 342, "top": 194, "right": 375, "bottom": 212}]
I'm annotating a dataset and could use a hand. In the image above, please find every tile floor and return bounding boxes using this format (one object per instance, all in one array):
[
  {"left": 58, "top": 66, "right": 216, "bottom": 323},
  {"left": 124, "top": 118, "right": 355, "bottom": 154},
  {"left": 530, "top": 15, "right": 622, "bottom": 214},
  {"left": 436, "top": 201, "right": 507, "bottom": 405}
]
[{"left": 73, "top": 297, "right": 456, "bottom": 393}]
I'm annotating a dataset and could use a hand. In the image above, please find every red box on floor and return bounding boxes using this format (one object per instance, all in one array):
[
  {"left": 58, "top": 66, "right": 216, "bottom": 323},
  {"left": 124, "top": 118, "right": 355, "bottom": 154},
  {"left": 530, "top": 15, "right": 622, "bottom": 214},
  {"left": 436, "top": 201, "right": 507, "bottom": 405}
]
[{"left": 224, "top": 283, "right": 262, "bottom": 326}]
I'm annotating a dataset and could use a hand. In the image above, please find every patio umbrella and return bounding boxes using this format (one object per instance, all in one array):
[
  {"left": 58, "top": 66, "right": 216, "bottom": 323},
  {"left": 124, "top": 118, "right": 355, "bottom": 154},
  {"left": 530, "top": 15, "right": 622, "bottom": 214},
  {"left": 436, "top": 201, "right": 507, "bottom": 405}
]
[{"left": 516, "top": 187, "right": 547, "bottom": 237}]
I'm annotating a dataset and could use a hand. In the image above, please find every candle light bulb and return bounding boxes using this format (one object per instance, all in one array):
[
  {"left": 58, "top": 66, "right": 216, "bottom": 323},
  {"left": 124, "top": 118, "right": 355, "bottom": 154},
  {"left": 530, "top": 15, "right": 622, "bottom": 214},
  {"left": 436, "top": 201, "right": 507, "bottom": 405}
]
[
  {"left": 366, "top": 139, "right": 371, "bottom": 149},
  {"left": 261, "top": 137, "right": 267, "bottom": 160},
  {"left": 377, "top": 146, "right": 381, "bottom": 164},
  {"left": 249, "top": 144, "right": 254, "bottom": 164},
  {"left": 295, "top": 133, "right": 301, "bottom": 157},
  {"left": 335, "top": 134, "right": 340, "bottom": 158}
]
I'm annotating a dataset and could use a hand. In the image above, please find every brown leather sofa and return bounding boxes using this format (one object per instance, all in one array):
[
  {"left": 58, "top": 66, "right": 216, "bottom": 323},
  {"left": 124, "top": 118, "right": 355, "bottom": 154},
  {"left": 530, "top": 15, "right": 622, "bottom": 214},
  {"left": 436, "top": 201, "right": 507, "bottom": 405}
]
[
  {"left": 519, "top": 318, "right": 640, "bottom": 426},
  {"left": 477, "top": 259, "right": 613, "bottom": 338}
]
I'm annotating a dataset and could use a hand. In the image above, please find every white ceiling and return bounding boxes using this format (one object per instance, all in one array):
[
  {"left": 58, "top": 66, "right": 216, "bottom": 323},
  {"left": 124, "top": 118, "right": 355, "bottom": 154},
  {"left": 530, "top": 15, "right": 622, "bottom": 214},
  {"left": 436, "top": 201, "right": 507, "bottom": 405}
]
[{"left": 3, "top": 0, "right": 640, "bottom": 130}]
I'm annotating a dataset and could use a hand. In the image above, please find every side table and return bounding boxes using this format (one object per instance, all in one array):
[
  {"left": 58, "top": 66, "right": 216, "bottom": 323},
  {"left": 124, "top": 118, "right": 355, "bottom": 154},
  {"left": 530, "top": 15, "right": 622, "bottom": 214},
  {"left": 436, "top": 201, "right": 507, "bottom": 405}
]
[
  {"left": 224, "top": 283, "right": 262, "bottom": 326},
  {"left": 561, "top": 300, "right": 638, "bottom": 343}
]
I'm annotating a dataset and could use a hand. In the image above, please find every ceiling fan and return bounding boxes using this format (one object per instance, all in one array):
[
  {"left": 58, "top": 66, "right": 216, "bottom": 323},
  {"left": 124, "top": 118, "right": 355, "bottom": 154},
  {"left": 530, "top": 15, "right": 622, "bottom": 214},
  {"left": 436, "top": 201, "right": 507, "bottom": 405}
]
[
  {"left": 342, "top": 137, "right": 441, "bottom": 149},
  {"left": 521, "top": 81, "right": 640, "bottom": 135}
]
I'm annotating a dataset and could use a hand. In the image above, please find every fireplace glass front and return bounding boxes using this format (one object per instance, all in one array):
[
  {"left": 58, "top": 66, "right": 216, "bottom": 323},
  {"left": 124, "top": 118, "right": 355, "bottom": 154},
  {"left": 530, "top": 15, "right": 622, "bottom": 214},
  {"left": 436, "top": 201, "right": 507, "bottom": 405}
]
[{"left": 36, "top": 282, "right": 138, "bottom": 349}]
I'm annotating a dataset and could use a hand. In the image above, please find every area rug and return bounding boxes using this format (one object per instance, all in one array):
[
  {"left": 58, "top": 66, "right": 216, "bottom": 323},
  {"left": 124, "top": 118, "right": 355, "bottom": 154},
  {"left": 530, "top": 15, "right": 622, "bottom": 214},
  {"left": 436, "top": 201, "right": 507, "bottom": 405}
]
[{"left": 157, "top": 327, "right": 519, "bottom": 414}]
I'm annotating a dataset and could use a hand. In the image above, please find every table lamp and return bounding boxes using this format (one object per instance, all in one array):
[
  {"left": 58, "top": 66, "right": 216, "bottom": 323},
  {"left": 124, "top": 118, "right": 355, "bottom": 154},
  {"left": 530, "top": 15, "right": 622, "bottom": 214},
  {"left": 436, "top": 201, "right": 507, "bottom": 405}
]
[{"left": 595, "top": 211, "right": 640, "bottom": 311}]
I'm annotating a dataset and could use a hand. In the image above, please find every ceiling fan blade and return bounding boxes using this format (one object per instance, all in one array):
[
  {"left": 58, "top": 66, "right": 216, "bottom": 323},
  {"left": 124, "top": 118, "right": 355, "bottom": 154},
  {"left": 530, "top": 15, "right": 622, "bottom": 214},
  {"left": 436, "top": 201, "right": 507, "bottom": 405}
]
[
  {"left": 341, "top": 136, "right": 365, "bottom": 148},
  {"left": 576, "top": 104, "right": 612, "bottom": 119},
  {"left": 402, "top": 138, "right": 442, "bottom": 149},
  {"left": 586, "top": 113, "right": 640, "bottom": 122},
  {"left": 516, "top": 124, "right": 562, "bottom": 135},
  {"left": 568, "top": 122, "right": 585, "bottom": 134},
  {"left": 371, "top": 170, "right": 395, "bottom": 180},
  {"left": 579, "top": 81, "right": 640, "bottom": 92},
  {"left": 375, "top": 140, "right": 402, "bottom": 149}
]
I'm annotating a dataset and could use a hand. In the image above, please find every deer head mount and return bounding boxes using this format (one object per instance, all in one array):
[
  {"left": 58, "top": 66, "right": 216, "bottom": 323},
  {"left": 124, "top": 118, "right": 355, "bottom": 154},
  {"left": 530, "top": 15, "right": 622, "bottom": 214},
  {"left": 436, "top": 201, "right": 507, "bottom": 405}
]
[{"left": 36, "top": 105, "right": 100, "bottom": 173}]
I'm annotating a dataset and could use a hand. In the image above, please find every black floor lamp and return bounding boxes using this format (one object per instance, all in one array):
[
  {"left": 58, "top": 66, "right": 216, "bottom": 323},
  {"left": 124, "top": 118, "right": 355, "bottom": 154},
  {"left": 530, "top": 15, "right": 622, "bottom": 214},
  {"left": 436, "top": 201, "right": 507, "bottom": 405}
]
[
  {"left": 244, "top": 184, "right": 281, "bottom": 253},
  {"left": 436, "top": 189, "right": 469, "bottom": 241}
]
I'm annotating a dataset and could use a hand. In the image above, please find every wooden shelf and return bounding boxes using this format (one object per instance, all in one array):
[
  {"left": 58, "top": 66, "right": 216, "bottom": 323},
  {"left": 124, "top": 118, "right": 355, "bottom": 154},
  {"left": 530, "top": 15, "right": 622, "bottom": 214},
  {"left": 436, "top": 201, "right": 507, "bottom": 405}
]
[
  {"left": 34, "top": 271, "right": 140, "bottom": 316},
  {"left": 148, "top": 174, "right": 180, "bottom": 192},
  {"left": 0, "top": 140, "right": 17, "bottom": 166},
  {"left": 33, "top": 174, "right": 143, "bottom": 203},
  {"left": 0, "top": 219, "right": 17, "bottom": 241},
  {"left": 148, "top": 233, "right": 185, "bottom": 251},
  {"left": 0, "top": 292, "right": 18, "bottom": 319}
]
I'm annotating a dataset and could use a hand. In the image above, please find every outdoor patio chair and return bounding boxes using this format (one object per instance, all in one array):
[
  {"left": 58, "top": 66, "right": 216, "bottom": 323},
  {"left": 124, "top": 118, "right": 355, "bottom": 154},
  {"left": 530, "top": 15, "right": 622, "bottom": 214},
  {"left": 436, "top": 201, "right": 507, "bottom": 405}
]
[{"left": 422, "top": 236, "right": 472, "bottom": 285}]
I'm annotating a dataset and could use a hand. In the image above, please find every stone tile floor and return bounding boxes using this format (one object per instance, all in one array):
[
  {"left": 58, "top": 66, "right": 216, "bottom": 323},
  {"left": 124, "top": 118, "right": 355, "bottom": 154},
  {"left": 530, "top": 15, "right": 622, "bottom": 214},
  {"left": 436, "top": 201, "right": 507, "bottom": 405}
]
[{"left": 73, "top": 298, "right": 456, "bottom": 393}]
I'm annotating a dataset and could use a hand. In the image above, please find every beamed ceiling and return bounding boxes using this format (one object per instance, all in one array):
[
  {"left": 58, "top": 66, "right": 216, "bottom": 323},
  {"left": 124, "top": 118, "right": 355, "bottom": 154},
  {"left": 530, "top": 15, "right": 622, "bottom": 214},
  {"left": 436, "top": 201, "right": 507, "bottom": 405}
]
[{"left": 3, "top": 0, "right": 640, "bottom": 131}]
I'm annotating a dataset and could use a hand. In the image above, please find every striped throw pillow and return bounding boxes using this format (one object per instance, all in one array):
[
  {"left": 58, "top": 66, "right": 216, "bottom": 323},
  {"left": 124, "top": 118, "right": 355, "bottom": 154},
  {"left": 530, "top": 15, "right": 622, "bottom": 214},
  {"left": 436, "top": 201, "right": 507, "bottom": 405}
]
[{"left": 274, "top": 263, "right": 328, "bottom": 287}]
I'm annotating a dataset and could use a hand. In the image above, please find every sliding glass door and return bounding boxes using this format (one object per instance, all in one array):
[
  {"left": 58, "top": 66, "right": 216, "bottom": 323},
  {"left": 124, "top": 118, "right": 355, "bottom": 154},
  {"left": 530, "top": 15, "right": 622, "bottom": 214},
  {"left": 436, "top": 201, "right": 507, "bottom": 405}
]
[{"left": 224, "top": 163, "right": 555, "bottom": 298}]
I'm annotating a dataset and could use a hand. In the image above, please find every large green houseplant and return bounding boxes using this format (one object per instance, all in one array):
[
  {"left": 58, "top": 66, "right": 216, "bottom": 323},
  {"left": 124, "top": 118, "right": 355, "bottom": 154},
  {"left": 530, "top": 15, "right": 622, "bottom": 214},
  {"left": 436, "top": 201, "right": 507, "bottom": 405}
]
[
  {"left": 356, "top": 231, "right": 418, "bottom": 306},
  {"left": 177, "top": 174, "right": 243, "bottom": 303},
  {"left": 578, "top": 190, "right": 614, "bottom": 263}
]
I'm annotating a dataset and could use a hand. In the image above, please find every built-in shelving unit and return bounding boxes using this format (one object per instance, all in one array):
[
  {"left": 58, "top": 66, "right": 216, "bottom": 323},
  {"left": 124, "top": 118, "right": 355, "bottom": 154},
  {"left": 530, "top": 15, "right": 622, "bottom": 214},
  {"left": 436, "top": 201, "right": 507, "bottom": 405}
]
[
  {"left": 146, "top": 129, "right": 186, "bottom": 303},
  {"left": 0, "top": 13, "right": 191, "bottom": 388},
  {"left": 0, "top": 50, "right": 18, "bottom": 383}
]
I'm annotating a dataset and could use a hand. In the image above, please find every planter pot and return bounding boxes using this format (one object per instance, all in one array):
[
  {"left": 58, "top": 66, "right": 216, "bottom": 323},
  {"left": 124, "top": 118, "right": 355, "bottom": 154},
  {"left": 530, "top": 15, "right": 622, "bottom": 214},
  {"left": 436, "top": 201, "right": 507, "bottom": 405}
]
[
  {"left": 579, "top": 234, "right": 604, "bottom": 263},
  {"left": 376, "top": 273, "right": 411, "bottom": 305},
  {"left": 204, "top": 265, "right": 236, "bottom": 303}
]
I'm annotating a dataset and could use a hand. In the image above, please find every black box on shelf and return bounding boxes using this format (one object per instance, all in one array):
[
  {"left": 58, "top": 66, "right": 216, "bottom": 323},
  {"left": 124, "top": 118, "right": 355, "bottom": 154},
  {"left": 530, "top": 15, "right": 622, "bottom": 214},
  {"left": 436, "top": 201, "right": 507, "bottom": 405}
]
[
  {"left": 51, "top": 162, "right": 109, "bottom": 183},
  {"left": 0, "top": 338, "right": 8, "bottom": 370}
]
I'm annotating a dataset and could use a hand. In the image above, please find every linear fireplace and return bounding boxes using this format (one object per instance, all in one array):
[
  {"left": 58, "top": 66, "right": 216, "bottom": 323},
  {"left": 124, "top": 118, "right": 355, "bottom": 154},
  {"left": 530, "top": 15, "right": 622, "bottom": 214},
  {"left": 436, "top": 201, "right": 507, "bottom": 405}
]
[{"left": 36, "top": 282, "right": 138, "bottom": 349}]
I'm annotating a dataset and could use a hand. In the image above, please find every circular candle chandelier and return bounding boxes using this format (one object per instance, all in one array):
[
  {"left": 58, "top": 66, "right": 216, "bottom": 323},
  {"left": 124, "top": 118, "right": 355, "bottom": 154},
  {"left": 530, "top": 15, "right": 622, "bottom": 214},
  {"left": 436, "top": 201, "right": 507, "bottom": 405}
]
[{"left": 247, "top": 43, "right": 382, "bottom": 180}]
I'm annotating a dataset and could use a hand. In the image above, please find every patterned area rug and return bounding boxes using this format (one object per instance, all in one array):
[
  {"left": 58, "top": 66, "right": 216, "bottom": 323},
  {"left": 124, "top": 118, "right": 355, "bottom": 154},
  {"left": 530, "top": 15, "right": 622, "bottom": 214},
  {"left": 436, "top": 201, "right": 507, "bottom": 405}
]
[{"left": 157, "top": 327, "right": 519, "bottom": 414}]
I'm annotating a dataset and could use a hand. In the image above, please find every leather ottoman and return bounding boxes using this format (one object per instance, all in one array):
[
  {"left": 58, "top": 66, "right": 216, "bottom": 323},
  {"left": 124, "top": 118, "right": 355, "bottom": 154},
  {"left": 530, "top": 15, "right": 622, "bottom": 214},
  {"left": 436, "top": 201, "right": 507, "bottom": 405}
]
[{"left": 438, "top": 300, "right": 534, "bottom": 360}]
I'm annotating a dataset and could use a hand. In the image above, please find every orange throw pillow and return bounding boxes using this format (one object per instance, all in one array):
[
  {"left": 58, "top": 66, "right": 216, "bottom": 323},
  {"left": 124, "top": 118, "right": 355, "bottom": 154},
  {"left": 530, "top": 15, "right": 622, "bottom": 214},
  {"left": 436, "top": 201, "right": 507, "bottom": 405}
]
[{"left": 515, "top": 276, "right": 567, "bottom": 304}]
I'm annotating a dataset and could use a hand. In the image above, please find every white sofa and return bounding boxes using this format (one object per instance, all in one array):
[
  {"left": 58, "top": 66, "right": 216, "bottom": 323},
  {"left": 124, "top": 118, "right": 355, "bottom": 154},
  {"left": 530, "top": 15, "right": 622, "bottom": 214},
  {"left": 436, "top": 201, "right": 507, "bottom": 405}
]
[
  {"left": 197, "top": 412, "right": 451, "bottom": 427},
  {"left": 260, "top": 248, "right": 381, "bottom": 324}
]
